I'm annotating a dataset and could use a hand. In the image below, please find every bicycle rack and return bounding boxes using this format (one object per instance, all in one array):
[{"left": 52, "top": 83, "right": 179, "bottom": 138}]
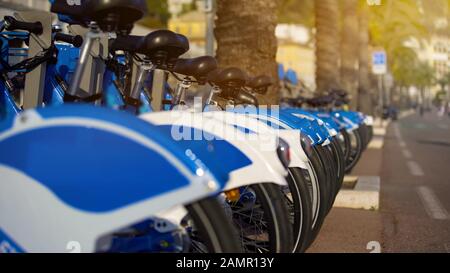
[
  {"left": 67, "top": 24, "right": 108, "bottom": 102},
  {"left": 151, "top": 69, "right": 167, "bottom": 111},
  {"left": 130, "top": 58, "right": 166, "bottom": 112}
]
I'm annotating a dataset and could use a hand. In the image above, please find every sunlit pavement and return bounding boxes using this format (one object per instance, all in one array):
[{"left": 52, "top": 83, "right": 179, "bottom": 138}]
[{"left": 310, "top": 110, "right": 450, "bottom": 253}]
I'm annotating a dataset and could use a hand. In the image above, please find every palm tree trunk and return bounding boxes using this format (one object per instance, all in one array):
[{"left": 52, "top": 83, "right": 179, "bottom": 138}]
[
  {"left": 315, "top": 0, "right": 341, "bottom": 93},
  {"left": 214, "top": 0, "right": 280, "bottom": 105},
  {"left": 340, "top": 0, "right": 359, "bottom": 110},
  {"left": 357, "top": 0, "right": 373, "bottom": 115}
]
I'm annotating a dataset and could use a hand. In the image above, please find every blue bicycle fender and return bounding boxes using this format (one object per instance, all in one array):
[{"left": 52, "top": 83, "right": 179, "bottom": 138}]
[{"left": 0, "top": 105, "right": 225, "bottom": 213}]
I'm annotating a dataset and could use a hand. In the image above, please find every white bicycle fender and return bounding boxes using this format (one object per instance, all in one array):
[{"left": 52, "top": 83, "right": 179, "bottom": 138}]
[
  {"left": 203, "top": 111, "right": 308, "bottom": 170},
  {"left": 277, "top": 129, "right": 308, "bottom": 169},
  {"left": 140, "top": 112, "right": 288, "bottom": 190},
  {"left": 364, "top": 115, "right": 374, "bottom": 126}
]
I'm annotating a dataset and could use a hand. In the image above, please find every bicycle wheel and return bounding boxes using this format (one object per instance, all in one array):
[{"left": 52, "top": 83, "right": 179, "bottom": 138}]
[
  {"left": 329, "top": 137, "right": 346, "bottom": 195},
  {"left": 367, "top": 125, "right": 374, "bottom": 144},
  {"left": 344, "top": 129, "right": 363, "bottom": 173},
  {"left": 286, "top": 167, "right": 313, "bottom": 253},
  {"left": 104, "top": 197, "right": 242, "bottom": 253},
  {"left": 304, "top": 146, "right": 331, "bottom": 248},
  {"left": 315, "top": 145, "right": 337, "bottom": 213},
  {"left": 358, "top": 123, "right": 370, "bottom": 150},
  {"left": 339, "top": 129, "right": 351, "bottom": 163},
  {"left": 227, "top": 183, "right": 293, "bottom": 253},
  {"left": 185, "top": 197, "right": 243, "bottom": 253}
]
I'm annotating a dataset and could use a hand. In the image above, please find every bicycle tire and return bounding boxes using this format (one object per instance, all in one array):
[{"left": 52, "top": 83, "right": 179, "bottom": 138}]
[
  {"left": 286, "top": 167, "right": 313, "bottom": 252},
  {"left": 344, "top": 129, "right": 363, "bottom": 173},
  {"left": 186, "top": 197, "right": 242, "bottom": 253},
  {"left": 228, "top": 183, "right": 294, "bottom": 253}
]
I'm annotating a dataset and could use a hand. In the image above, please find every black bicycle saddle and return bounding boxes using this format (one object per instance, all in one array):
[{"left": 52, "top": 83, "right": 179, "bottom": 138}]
[
  {"left": 51, "top": 0, "right": 146, "bottom": 32},
  {"left": 247, "top": 75, "right": 273, "bottom": 94},
  {"left": 173, "top": 56, "right": 218, "bottom": 83},
  {"left": 136, "top": 30, "right": 189, "bottom": 69},
  {"left": 207, "top": 67, "right": 248, "bottom": 88}
]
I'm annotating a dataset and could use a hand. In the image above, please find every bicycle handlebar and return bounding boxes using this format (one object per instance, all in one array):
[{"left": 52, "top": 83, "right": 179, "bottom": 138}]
[
  {"left": 4, "top": 16, "right": 43, "bottom": 35},
  {"left": 54, "top": 33, "right": 83, "bottom": 48}
]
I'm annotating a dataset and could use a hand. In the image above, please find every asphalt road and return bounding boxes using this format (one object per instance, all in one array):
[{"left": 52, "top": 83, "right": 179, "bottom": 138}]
[
  {"left": 310, "top": 110, "right": 450, "bottom": 253},
  {"left": 380, "top": 110, "right": 450, "bottom": 252}
]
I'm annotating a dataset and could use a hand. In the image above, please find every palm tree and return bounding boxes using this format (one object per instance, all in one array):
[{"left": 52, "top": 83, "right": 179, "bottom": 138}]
[
  {"left": 357, "top": 0, "right": 373, "bottom": 115},
  {"left": 369, "top": 0, "right": 429, "bottom": 64},
  {"left": 340, "top": 0, "right": 359, "bottom": 110},
  {"left": 278, "top": 0, "right": 315, "bottom": 28},
  {"left": 139, "top": 0, "right": 170, "bottom": 28},
  {"left": 214, "top": 0, "right": 281, "bottom": 105},
  {"left": 315, "top": 0, "right": 341, "bottom": 93}
]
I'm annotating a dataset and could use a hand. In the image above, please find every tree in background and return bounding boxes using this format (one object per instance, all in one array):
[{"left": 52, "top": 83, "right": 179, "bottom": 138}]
[
  {"left": 390, "top": 46, "right": 420, "bottom": 107},
  {"left": 314, "top": 0, "right": 341, "bottom": 93},
  {"left": 340, "top": 0, "right": 359, "bottom": 110},
  {"left": 369, "top": 0, "right": 428, "bottom": 57},
  {"left": 419, "top": 0, "right": 450, "bottom": 35},
  {"left": 368, "top": 0, "right": 430, "bottom": 110},
  {"left": 178, "top": 0, "right": 198, "bottom": 16},
  {"left": 369, "top": 0, "right": 428, "bottom": 75},
  {"left": 139, "top": 0, "right": 171, "bottom": 29},
  {"left": 414, "top": 61, "right": 435, "bottom": 108},
  {"left": 434, "top": 72, "right": 450, "bottom": 106},
  {"left": 215, "top": 0, "right": 281, "bottom": 105}
]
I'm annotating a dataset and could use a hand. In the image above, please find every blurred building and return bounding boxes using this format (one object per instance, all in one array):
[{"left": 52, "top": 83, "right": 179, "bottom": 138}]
[
  {"left": 403, "top": 33, "right": 449, "bottom": 107},
  {"left": 407, "top": 34, "right": 450, "bottom": 90},
  {"left": 420, "top": 35, "right": 450, "bottom": 81},
  {"left": 169, "top": 0, "right": 195, "bottom": 17},
  {"left": 168, "top": 10, "right": 206, "bottom": 56}
]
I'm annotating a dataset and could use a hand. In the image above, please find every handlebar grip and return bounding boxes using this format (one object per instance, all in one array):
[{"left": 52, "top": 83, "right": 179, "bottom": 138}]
[
  {"left": 54, "top": 33, "right": 83, "bottom": 48},
  {"left": 4, "top": 16, "right": 43, "bottom": 35}
]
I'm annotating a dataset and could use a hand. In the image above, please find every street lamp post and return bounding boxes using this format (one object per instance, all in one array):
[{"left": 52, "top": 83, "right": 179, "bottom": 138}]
[
  {"left": 378, "top": 75, "right": 384, "bottom": 119},
  {"left": 372, "top": 50, "right": 388, "bottom": 120}
]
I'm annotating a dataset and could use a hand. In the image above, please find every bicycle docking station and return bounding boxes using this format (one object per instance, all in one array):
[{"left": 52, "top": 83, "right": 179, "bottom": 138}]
[
  {"left": 13, "top": 11, "right": 52, "bottom": 109},
  {"left": 67, "top": 24, "right": 108, "bottom": 102},
  {"left": 0, "top": 0, "right": 382, "bottom": 254}
]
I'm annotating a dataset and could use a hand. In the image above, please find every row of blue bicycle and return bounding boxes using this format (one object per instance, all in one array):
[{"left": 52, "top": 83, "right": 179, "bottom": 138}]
[{"left": 0, "top": 0, "right": 373, "bottom": 253}]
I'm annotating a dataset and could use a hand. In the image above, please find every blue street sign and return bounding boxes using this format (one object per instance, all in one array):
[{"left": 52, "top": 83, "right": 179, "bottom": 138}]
[
  {"left": 372, "top": 50, "right": 387, "bottom": 75},
  {"left": 373, "top": 52, "right": 386, "bottom": 65}
]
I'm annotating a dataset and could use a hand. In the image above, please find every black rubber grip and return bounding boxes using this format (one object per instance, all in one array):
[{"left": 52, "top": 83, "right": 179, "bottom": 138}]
[
  {"left": 110, "top": 35, "right": 142, "bottom": 52},
  {"left": 4, "top": 16, "right": 43, "bottom": 35},
  {"left": 54, "top": 33, "right": 83, "bottom": 48}
]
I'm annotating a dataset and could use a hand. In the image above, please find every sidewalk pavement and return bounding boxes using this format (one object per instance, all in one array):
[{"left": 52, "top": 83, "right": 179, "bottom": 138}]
[
  {"left": 308, "top": 116, "right": 391, "bottom": 253},
  {"left": 308, "top": 110, "right": 416, "bottom": 253}
]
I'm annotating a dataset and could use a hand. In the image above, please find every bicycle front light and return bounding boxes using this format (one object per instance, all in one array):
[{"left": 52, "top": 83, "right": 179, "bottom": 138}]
[{"left": 277, "top": 138, "right": 291, "bottom": 169}]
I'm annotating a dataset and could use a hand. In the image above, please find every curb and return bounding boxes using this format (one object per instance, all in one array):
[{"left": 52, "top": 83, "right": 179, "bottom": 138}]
[
  {"left": 398, "top": 109, "right": 415, "bottom": 119},
  {"left": 334, "top": 176, "right": 380, "bottom": 211},
  {"left": 329, "top": 109, "right": 413, "bottom": 211},
  {"left": 331, "top": 117, "right": 389, "bottom": 211}
]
